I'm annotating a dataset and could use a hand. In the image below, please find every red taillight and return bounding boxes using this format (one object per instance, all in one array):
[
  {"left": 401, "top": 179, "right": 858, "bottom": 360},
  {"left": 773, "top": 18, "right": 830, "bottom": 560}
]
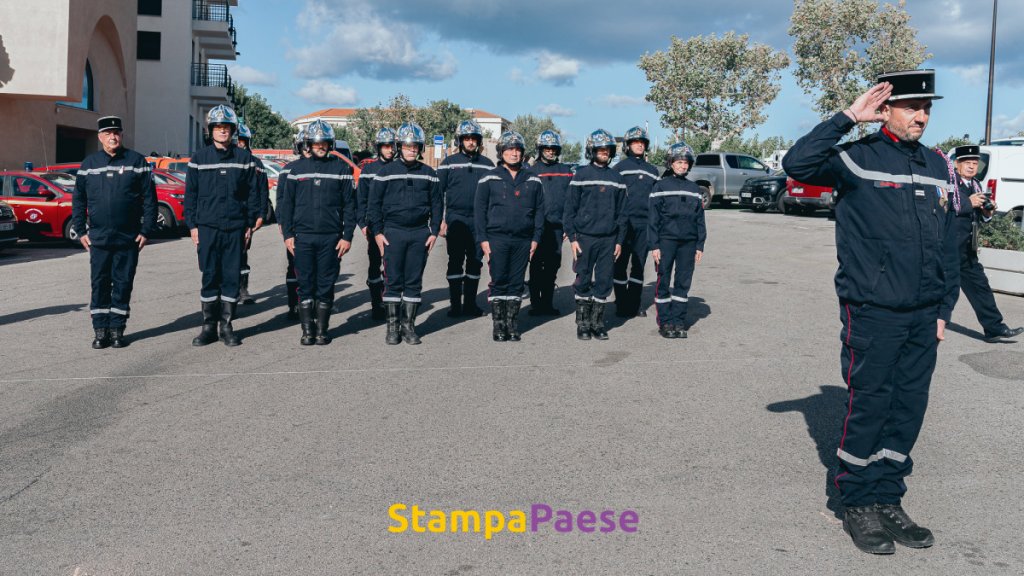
[{"left": 987, "top": 179, "right": 997, "bottom": 202}]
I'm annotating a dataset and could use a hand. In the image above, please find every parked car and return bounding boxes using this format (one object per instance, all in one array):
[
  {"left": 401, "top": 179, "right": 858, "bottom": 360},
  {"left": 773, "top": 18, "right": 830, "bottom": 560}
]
[
  {"left": 738, "top": 169, "right": 787, "bottom": 212},
  {"left": 0, "top": 200, "right": 18, "bottom": 250},
  {"left": 948, "top": 145, "right": 1024, "bottom": 222},
  {"left": 688, "top": 152, "right": 773, "bottom": 208},
  {"left": 783, "top": 178, "right": 834, "bottom": 215},
  {"left": 0, "top": 171, "right": 78, "bottom": 242},
  {"left": 35, "top": 162, "right": 82, "bottom": 176},
  {"left": 148, "top": 156, "right": 191, "bottom": 173}
]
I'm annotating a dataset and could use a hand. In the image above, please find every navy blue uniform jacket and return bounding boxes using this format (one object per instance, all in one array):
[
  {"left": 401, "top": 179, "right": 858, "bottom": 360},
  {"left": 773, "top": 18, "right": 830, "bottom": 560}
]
[
  {"left": 184, "top": 144, "right": 261, "bottom": 231},
  {"left": 366, "top": 160, "right": 443, "bottom": 236},
  {"left": 648, "top": 172, "right": 707, "bottom": 251},
  {"left": 474, "top": 164, "right": 545, "bottom": 243},
  {"left": 356, "top": 158, "right": 390, "bottom": 230},
  {"left": 614, "top": 156, "right": 660, "bottom": 225},
  {"left": 782, "top": 112, "right": 960, "bottom": 321},
  {"left": 563, "top": 163, "right": 627, "bottom": 244},
  {"left": 277, "top": 155, "right": 356, "bottom": 241},
  {"left": 72, "top": 147, "right": 157, "bottom": 247},
  {"left": 527, "top": 160, "right": 573, "bottom": 227},
  {"left": 438, "top": 151, "right": 494, "bottom": 226}
]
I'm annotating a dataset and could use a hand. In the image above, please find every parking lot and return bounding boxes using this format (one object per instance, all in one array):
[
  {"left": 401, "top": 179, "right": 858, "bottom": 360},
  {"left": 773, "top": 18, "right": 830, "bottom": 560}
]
[{"left": 2, "top": 208, "right": 1023, "bottom": 575}]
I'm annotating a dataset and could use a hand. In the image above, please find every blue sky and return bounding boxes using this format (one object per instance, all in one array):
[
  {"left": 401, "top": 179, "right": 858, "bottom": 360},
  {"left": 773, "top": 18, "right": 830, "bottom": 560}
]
[{"left": 228, "top": 0, "right": 1024, "bottom": 149}]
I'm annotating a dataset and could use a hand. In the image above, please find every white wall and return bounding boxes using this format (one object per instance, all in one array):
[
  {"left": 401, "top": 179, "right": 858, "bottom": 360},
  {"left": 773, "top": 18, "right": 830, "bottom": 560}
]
[
  {"left": 0, "top": 0, "right": 70, "bottom": 97},
  {"left": 134, "top": 0, "right": 192, "bottom": 156}
]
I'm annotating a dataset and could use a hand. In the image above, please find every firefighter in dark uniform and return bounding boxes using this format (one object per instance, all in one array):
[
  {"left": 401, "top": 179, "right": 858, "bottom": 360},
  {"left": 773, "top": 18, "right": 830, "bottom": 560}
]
[
  {"left": 475, "top": 131, "right": 545, "bottom": 342},
  {"left": 356, "top": 127, "right": 397, "bottom": 321},
  {"left": 439, "top": 119, "right": 494, "bottom": 317},
  {"left": 367, "top": 122, "right": 443, "bottom": 345},
  {"left": 947, "top": 144, "right": 1023, "bottom": 341},
  {"left": 613, "top": 125, "right": 659, "bottom": 318},
  {"left": 783, "top": 70, "right": 960, "bottom": 554},
  {"left": 277, "top": 119, "right": 356, "bottom": 345},
  {"left": 563, "top": 128, "right": 626, "bottom": 341},
  {"left": 278, "top": 128, "right": 312, "bottom": 320},
  {"left": 184, "top": 105, "right": 261, "bottom": 347},
  {"left": 72, "top": 116, "right": 157, "bottom": 349},
  {"left": 649, "top": 142, "right": 706, "bottom": 339},
  {"left": 235, "top": 122, "right": 269, "bottom": 305},
  {"left": 526, "top": 129, "right": 573, "bottom": 316}
]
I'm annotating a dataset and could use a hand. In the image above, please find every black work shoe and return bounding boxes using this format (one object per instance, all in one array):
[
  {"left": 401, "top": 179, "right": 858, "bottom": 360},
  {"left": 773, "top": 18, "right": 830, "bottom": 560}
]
[
  {"left": 384, "top": 303, "right": 401, "bottom": 345},
  {"left": 674, "top": 325, "right": 688, "bottom": 339},
  {"left": 575, "top": 300, "right": 592, "bottom": 341},
  {"left": 110, "top": 327, "right": 128, "bottom": 348},
  {"left": 192, "top": 301, "right": 220, "bottom": 346},
  {"left": 843, "top": 506, "right": 896, "bottom": 555},
  {"left": 92, "top": 328, "right": 110, "bottom": 349},
  {"left": 876, "top": 504, "right": 934, "bottom": 548},
  {"left": 658, "top": 324, "right": 673, "bottom": 339},
  {"left": 984, "top": 326, "right": 1024, "bottom": 342}
]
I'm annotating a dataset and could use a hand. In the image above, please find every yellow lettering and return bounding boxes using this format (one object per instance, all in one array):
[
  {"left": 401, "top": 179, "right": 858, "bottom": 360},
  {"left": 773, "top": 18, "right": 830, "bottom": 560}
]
[
  {"left": 427, "top": 510, "right": 446, "bottom": 533},
  {"left": 450, "top": 510, "right": 482, "bottom": 533},
  {"left": 484, "top": 510, "right": 505, "bottom": 540},
  {"left": 507, "top": 510, "right": 527, "bottom": 533},
  {"left": 411, "top": 505, "right": 426, "bottom": 533},
  {"left": 388, "top": 503, "right": 408, "bottom": 533}
]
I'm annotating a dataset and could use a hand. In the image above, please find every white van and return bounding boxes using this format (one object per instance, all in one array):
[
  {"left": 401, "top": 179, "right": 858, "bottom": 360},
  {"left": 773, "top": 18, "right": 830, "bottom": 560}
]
[{"left": 948, "top": 146, "right": 1024, "bottom": 220}]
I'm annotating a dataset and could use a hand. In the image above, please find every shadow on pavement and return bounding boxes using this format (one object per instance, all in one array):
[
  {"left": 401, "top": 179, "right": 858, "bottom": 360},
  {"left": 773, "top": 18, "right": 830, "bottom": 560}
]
[
  {"left": 766, "top": 384, "right": 848, "bottom": 518},
  {"left": 0, "top": 302, "right": 88, "bottom": 325}
]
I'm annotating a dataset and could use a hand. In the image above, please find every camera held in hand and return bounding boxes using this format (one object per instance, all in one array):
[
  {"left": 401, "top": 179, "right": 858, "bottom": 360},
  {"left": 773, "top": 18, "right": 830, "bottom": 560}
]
[{"left": 982, "top": 194, "right": 995, "bottom": 212}]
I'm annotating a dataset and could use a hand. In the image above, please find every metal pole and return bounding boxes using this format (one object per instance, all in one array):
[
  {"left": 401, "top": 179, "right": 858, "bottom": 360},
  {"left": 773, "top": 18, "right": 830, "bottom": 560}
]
[{"left": 984, "top": 0, "right": 997, "bottom": 144}]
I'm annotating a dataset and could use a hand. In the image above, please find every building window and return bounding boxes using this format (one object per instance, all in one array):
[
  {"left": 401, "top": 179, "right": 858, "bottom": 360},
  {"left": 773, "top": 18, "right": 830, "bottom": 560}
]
[
  {"left": 137, "top": 0, "right": 162, "bottom": 16},
  {"left": 58, "top": 60, "right": 93, "bottom": 110},
  {"left": 137, "top": 31, "right": 161, "bottom": 61}
]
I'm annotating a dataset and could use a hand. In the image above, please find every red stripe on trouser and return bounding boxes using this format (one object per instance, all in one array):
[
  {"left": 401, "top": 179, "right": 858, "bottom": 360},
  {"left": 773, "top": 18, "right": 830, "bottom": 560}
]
[{"left": 835, "top": 303, "right": 855, "bottom": 491}]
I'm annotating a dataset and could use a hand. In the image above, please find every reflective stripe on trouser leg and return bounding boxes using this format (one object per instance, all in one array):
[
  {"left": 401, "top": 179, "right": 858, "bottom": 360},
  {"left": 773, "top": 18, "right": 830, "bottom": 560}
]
[
  {"left": 108, "top": 245, "right": 140, "bottom": 328},
  {"left": 90, "top": 245, "right": 114, "bottom": 329},
  {"left": 670, "top": 239, "right": 697, "bottom": 326},
  {"left": 654, "top": 239, "right": 678, "bottom": 326},
  {"left": 294, "top": 233, "right": 340, "bottom": 305},
  {"left": 197, "top": 226, "right": 244, "bottom": 302},
  {"left": 834, "top": 303, "right": 938, "bottom": 507}
]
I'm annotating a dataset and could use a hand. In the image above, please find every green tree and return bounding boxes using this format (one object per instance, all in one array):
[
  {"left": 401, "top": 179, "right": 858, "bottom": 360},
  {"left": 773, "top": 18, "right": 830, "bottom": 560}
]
[
  {"left": 931, "top": 134, "right": 972, "bottom": 153},
  {"left": 638, "top": 32, "right": 789, "bottom": 149},
  {"left": 790, "top": 0, "right": 931, "bottom": 131},
  {"left": 415, "top": 99, "right": 471, "bottom": 145},
  {"left": 346, "top": 94, "right": 418, "bottom": 154},
  {"left": 509, "top": 114, "right": 558, "bottom": 156},
  {"left": 561, "top": 141, "right": 583, "bottom": 165},
  {"left": 233, "top": 84, "right": 293, "bottom": 149}
]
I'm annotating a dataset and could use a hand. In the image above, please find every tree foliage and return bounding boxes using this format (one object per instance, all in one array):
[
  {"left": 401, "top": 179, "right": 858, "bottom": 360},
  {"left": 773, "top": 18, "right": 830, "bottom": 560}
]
[
  {"left": 233, "top": 84, "right": 294, "bottom": 149},
  {"left": 638, "top": 32, "right": 789, "bottom": 150},
  {"left": 930, "top": 134, "right": 973, "bottom": 153},
  {"left": 790, "top": 0, "right": 931, "bottom": 127},
  {"left": 417, "top": 99, "right": 472, "bottom": 145}
]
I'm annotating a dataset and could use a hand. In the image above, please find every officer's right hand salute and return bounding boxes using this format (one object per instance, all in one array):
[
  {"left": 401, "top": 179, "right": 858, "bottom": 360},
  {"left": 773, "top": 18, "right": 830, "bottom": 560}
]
[{"left": 843, "top": 82, "right": 893, "bottom": 123}]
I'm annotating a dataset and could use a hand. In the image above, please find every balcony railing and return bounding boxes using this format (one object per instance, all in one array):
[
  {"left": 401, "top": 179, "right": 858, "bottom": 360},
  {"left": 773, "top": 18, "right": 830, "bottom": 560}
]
[
  {"left": 191, "top": 63, "right": 231, "bottom": 88},
  {"left": 192, "top": 0, "right": 237, "bottom": 49}
]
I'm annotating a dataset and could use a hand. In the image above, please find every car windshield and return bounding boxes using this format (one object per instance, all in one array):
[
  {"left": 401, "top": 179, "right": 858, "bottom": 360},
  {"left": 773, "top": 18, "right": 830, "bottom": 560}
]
[
  {"left": 39, "top": 172, "right": 76, "bottom": 191},
  {"left": 262, "top": 162, "right": 281, "bottom": 177},
  {"left": 168, "top": 170, "right": 187, "bottom": 182},
  {"left": 977, "top": 153, "right": 991, "bottom": 181}
]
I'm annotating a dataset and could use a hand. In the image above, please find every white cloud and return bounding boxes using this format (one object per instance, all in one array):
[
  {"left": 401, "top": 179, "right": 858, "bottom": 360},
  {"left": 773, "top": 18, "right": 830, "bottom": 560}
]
[
  {"left": 537, "top": 103, "right": 574, "bottom": 117},
  {"left": 950, "top": 64, "right": 987, "bottom": 85},
  {"left": 993, "top": 110, "right": 1024, "bottom": 138},
  {"left": 535, "top": 51, "right": 580, "bottom": 85},
  {"left": 295, "top": 79, "right": 358, "bottom": 106},
  {"left": 290, "top": 0, "right": 457, "bottom": 81},
  {"left": 227, "top": 65, "right": 277, "bottom": 86},
  {"left": 592, "top": 94, "right": 646, "bottom": 108}
]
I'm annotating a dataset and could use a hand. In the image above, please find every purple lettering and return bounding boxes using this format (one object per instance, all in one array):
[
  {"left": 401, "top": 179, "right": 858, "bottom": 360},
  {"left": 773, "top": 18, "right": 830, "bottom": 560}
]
[
  {"left": 577, "top": 510, "right": 596, "bottom": 533},
  {"left": 619, "top": 510, "right": 639, "bottom": 533},
  {"left": 554, "top": 510, "right": 573, "bottom": 533},
  {"left": 530, "top": 503, "right": 552, "bottom": 532},
  {"left": 599, "top": 510, "right": 616, "bottom": 532}
]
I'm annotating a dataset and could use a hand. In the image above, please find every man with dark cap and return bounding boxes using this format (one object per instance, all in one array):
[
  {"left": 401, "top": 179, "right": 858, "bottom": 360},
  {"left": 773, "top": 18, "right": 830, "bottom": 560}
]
[
  {"left": 72, "top": 115, "right": 157, "bottom": 348},
  {"left": 948, "top": 144, "right": 1023, "bottom": 342},
  {"left": 784, "top": 70, "right": 959, "bottom": 555}
]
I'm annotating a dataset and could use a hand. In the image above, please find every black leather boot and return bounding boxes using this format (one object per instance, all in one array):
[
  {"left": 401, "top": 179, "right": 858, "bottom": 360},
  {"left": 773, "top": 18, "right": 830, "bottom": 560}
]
[
  {"left": 463, "top": 278, "right": 483, "bottom": 317},
  {"left": 298, "top": 301, "right": 316, "bottom": 346},
  {"left": 674, "top": 325, "right": 688, "bottom": 339},
  {"left": 876, "top": 504, "right": 934, "bottom": 548},
  {"left": 507, "top": 299, "right": 522, "bottom": 342},
  {"left": 219, "top": 301, "right": 241, "bottom": 347},
  {"left": 401, "top": 302, "right": 421, "bottom": 345},
  {"left": 614, "top": 282, "right": 629, "bottom": 317},
  {"left": 385, "top": 302, "right": 401, "bottom": 345},
  {"left": 447, "top": 280, "right": 463, "bottom": 317},
  {"left": 110, "top": 327, "right": 128, "bottom": 348},
  {"left": 491, "top": 300, "right": 507, "bottom": 342},
  {"left": 575, "top": 299, "right": 592, "bottom": 341},
  {"left": 369, "top": 283, "right": 385, "bottom": 321},
  {"left": 843, "top": 506, "right": 895, "bottom": 554},
  {"left": 590, "top": 301, "right": 609, "bottom": 340},
  {"left": 659, "top": 323, "right": 674, "bottom": 339},
  {"left": 92, "top": 328, "right": 110, "bottom": 349},
  {"left": 239, "top": 273, "right": 254, "bottom": 305},
  {"left": 315, "top": 301, "right": 332, "bottom": 345},
  {"left": 192, "top": 301, "right": 220, "bottom": 346}
]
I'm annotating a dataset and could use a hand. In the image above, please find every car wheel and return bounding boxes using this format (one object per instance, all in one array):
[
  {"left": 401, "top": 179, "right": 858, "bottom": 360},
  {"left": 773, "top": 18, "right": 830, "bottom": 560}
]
[
  {"left": 63, "top": 218, "right": 79, "bottom": 244},
  {"left": 157, "top": 205, "right": 176, "bottom": 237},
  {"left": 699, "top": 186, "right": 712, "bottom": 210}
]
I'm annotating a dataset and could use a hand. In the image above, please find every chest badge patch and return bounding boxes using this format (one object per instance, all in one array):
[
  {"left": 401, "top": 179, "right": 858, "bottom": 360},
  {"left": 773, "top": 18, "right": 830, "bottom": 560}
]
[
  {"left": 315, "top": 179, "right": 322, "bottom": 186},
  {"left": 119, "top": 166, "right": 125, "bottom": 175},
  {"left": 514, "top": 189, "right": 520, "bottom": 197}
]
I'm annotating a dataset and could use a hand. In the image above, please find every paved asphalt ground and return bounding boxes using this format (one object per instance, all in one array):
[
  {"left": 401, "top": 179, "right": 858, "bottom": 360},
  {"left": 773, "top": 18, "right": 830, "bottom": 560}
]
[{"left": 2, "top": 208, "right": 1023, "bottom": 575}]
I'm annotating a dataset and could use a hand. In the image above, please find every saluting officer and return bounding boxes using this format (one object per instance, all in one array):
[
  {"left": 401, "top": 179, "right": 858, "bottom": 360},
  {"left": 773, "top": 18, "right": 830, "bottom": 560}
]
[
  {"left": 184, "top": 105, "right": 261, "bottom": 347},
  {"left": 649, "top": 142, "right": 706, "bottom": 339},
  {"left": 784, "top": 70, "right": 959, "bottom": 555},
  {"left": 526, "top": 129, "right": 573, "bottom": 316},
  {"left": 72, "top": 116, "right": 157, "bottom": 349},
  {"left": 277, "top": 120, "right": 356, "bottom": 345},
  {"left": 356, "top": 127, "right": 397, "bottom": 321},
  {"left": 439, "top": 119, "right": 494, "bottom": 317},
  {"left": 563, "top": 128, "right": 626, "bottom": 341},
  {"left": 948, "top": 144, "right": 1023, "bottom": 341},
  {"left": 235, "top": 122, "right": 269, "bottom": 305},
  {"left": 613, "top": 126, "right": 660, "bottom": 318},
  {"left": 367, "top": 122, "right": 443, "bottom": 345},
  {"left": 475, "top": 131, "right": 544, "bottom": 342}
]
